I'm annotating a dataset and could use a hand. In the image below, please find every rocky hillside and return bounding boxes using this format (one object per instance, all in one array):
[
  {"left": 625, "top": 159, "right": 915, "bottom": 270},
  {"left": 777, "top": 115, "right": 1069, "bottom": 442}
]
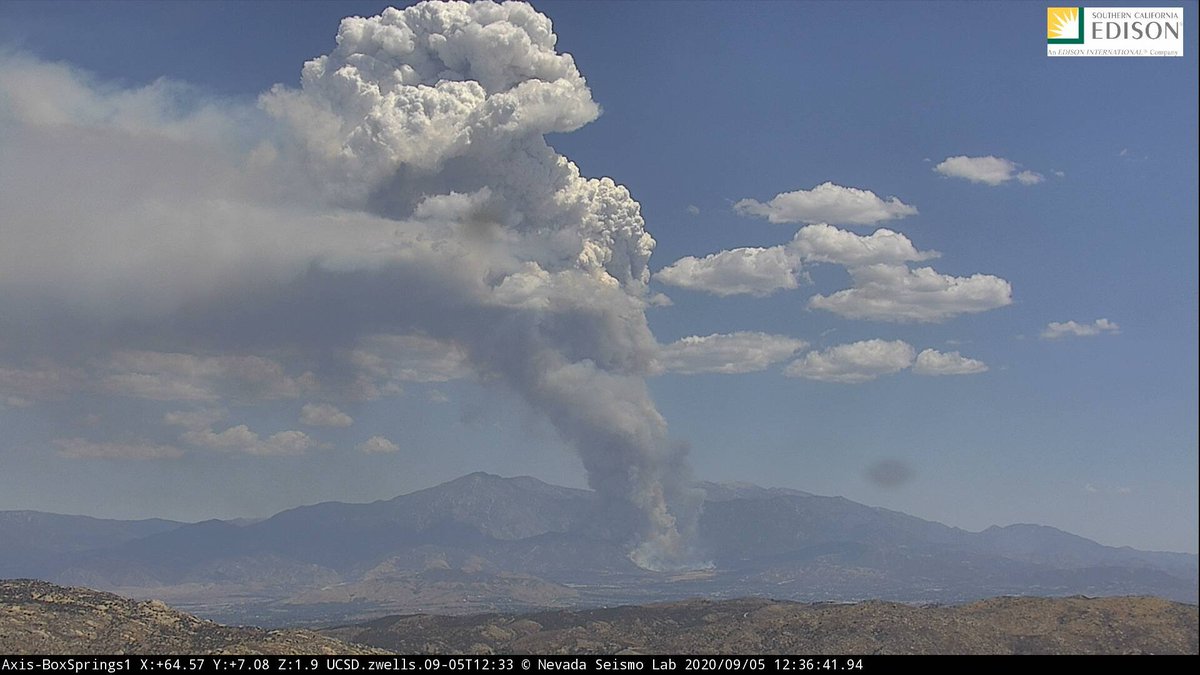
[
  {"left": 2, "top": 580, "right": 1195, "bottom": 655},
  {"left": 325, "top": 595, "right": 1199, "bottom": 655},
  {"left": 0, "top": 580, "right": 384, "bottom": 655}
]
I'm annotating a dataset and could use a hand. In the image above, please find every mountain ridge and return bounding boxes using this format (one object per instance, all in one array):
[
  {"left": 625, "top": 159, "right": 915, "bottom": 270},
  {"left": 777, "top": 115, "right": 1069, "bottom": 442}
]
[{"left": 3, "top": 473, "right": 1195, "bottom": 625}]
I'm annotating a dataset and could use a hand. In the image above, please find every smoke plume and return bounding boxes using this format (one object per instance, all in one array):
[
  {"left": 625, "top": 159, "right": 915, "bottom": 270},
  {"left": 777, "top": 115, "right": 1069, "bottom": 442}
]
[{"left": 0, "top": 1, "right": 700, "bottom": 569}]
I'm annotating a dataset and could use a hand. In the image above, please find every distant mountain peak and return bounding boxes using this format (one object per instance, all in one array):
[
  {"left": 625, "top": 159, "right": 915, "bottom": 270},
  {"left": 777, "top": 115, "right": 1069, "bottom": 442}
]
[
  {"left": 3, "top": 472, "right": 1195, "bottom": 627},
  {"left": 460, "top": 471, "right": 504, "bottom": 481},
  {"left": 401, "top": 472, "right": 592, "bottom": 503}
]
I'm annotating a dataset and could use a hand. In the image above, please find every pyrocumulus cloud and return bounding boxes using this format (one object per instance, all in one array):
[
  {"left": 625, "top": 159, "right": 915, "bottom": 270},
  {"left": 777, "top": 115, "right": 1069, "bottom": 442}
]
[{"left": 0, "top": 1, "right": 703, "bottom": 570}]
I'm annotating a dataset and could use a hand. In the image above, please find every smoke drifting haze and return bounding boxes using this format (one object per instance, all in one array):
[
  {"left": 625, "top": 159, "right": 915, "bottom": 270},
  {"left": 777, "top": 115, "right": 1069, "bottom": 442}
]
[{"left": 0, "top": 2, "right": 699, "bottom": 569}]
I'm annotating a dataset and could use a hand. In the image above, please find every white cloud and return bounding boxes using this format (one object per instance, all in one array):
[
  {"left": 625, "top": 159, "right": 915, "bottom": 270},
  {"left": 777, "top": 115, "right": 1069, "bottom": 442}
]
[
  {"left": 299, "top": 402, "right": 354, "bottom": 428},
  {"left": 163, "top": 408, "right": 227, "bottom": 430},
  {"left": 54, "top": 438, "right": 184, "bottom": 460},
  {"left": 655, "top": 246, "right": 799, "bottom": 297},
  {"left": 656, "top": 332, "right": 808, "bottom": 375},
  {"left": 734, "top": 182, "right": 917, "bottom": 225},
  {"left": 180, "top": 424, "right": 260, "bottom": 451},
  {"left": 686, "top": 205, "right": 700, "bottom": 215},
  {"left": 349, "top": 335, "right": 471, "bottom": 383},
  {"left": 655, "top": 223, "right": 934, "bottom": 298},
  {"left": 784, "top": 339, "right": 915, "bottom": 383},
  {"left": 912, "top": 349, "right": 988, "bottom": 376},
  {"left": 180, "top": 424, "right": 313, "bottom": 456},
  {"left": 0, "top": 363, "right": 84, "bottom": 403},
  {"left": 260, "top": 430, "right": 313, "bottom": 456},
  {"left": 358, "top": 435, "right": 400, "bottom": 454},
  {"left": 1041, "top": 318, "right": 1120, "bottom": 340},
  {"left": 655, "top": 224, "right": 1009, "bottom": 322},
  {"left": 789, "top": 223, "right": 937, "bottom": 267},
  {"left": 809, "top": 264, "right": 1013, "bottom": 322},
  {"left": 345, "top": 335, "right": 472, "bottom": 401},
  {"left": 934, "top": 155, "right": 1043, "bottom": 186},
  {"left": 646, "top": 292, "right": 673, "bottom": 307},
  {"left": 99, "top": 351, "right": 317, "bottom": 402},
  {"left": 101, "top": 372, "right": 215, "bottom": 402}
]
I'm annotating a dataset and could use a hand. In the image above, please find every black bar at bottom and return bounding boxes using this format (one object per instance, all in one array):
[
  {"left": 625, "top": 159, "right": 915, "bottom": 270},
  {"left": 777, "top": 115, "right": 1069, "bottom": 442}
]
[{"left": 2, "top": 654, "right": 1189, "bottom": 674}]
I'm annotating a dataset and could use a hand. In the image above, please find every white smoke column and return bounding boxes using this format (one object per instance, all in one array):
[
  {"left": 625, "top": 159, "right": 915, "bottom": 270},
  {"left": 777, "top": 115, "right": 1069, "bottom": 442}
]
[{"left": 262, "top": 1, "right": 699, "bottom": 569}]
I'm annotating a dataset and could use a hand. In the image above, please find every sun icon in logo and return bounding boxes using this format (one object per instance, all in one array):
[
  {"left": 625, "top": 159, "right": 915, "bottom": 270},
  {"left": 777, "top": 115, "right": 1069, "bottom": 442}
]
[{"left": 1047, "top": 7, "right": 1084, "bottom": 42}]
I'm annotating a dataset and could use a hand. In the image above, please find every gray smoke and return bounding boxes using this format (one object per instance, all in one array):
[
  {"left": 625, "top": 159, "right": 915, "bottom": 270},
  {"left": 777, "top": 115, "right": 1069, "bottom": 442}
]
[
  {"left": 262, "top": 1, "right": 705, "bottom": 568},
  {"left": 0, "top": 2, "right": 702, "bottom": 569}
]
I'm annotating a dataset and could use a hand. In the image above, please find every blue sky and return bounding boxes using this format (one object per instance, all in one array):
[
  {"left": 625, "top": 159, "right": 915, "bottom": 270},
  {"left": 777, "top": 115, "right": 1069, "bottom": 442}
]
[{"left": 0, "top": 1, "right": 1196, "bottom": 554}]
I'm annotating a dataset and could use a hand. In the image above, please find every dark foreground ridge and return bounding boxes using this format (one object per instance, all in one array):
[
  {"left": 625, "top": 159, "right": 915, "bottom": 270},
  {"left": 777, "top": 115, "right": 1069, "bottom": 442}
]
[
  {"left": 0, "top": 580, "right": 384, "bottom": 655},
  {"left": 3, "top": 580, "right": 1195, "bottom": 655},
  {"left": 323, "top": 595, "right": 1199, "bottom": 655}
]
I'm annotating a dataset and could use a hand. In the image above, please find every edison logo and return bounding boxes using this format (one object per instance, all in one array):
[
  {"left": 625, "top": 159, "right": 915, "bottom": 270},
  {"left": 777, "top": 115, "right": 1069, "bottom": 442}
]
[
  {"left": 1046, "top": 6, "right": 1183, "bottom": 57},
  {"left": 1047, "top": 7, "right": 1085, "bottom": 43}
]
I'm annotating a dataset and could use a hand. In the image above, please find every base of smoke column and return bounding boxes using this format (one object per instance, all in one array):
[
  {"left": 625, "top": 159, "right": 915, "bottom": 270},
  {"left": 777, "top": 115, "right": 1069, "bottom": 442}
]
[{"left": 628, "top": 544, "right": 716, "bottom": 573}]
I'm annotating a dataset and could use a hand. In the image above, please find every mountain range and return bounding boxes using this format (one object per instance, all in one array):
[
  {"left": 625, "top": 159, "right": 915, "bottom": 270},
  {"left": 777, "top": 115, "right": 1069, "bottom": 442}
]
[{"left": 2, "top": 472, "right": 1195, "bottom": 626}]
